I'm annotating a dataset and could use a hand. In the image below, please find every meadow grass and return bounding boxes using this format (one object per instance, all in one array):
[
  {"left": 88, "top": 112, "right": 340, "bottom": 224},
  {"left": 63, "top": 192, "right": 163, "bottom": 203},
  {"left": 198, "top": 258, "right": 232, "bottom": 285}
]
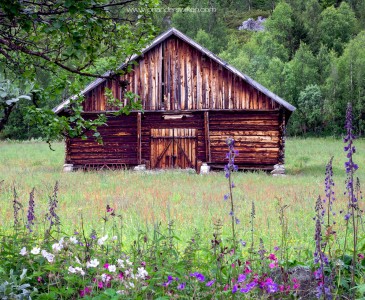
[{"left": 0, "top": 137, "right": 364, "bottom": 257}]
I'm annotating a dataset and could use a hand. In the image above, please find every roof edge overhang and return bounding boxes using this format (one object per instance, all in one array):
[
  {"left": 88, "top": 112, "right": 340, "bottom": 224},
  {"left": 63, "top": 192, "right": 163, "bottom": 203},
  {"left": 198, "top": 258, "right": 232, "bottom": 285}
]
[{"left": 53, "top": 27, "right": 296, "bottom": 117}]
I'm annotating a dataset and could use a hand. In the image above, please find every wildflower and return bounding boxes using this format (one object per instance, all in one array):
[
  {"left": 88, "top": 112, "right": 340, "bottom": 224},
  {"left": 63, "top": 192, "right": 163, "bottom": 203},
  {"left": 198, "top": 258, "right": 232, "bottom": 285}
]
[
  {"left": 98, "top": 281, "right": 103, "bottom": 289},
  {"left": 240, "top": 281, "right": 257, "bottom": 293},
  {"left": 90, "top": 234, "right": 96, "bottom": 240},
  {"left": 240, "top": 240, "right": 246, "bottom": 247},
  {"left": 358, "top": 253, "right": 364, "bottom": 260},
  {"left": 232, "top": 284, "right": 238, "bottom": 293},
  {"left": 52, "top": 242, "right": 63, "bottom": 252},
  {"left": 292, "top": 278, "right": 300, "bottom": 289},
  {"left": 68, "top": 266, "right": 76, "bottom": 274},
  {"left": 75, "top": 267, "right": 85, "bottom": 276},
  {"left": 101, "top": 273, "right": 112, "bottom": 283},
  {"left": 177, "top": 282, "right": 186, "bottom": 290},
  {"left": 136, "top": 267, "right": 148, "bottom": 279},
  {"left": 237, "top": 274, "right": 246, "bottom": 283},
  {"left": 206, "top": 279, "right": 215, "bottom": 287},
  {"left": 190, "top": 272, "right": 205, "bottom": 282},
  {"left": 97, "top": 235, "right": 108, "bottom": 246},
  {"left": 70, "top": 236, "right": 78, "bottom": 244},
  {"left": 274, "top": 246, "right": 280, "bottom": 251},
  {"left": 26, "top": 188, "right": 35, "bottom": 232},
  {"left": 108, "top": 265, "right": 116, "bottom": 272},
  {"left": 106, "top": 205, "right": 114, "bottom": 213},
  {"left": 79, "top": 286, "right": 91, "bottom": 298},
  {"left": 19, "top": 247, "right": 27, "bottom": 256},
  {"left": 86, "top": 259, "right": 100, "bottom": 268},
  {"left": 30, "top": 247, "right": 40, "bottom": 255},
  {"left": 117, "top": 259, "right": 125, "bottom": 268},
  {"left": 41, "top": 250, "right": 55, "bottom": 263},
  {"left": 112, "top": 236, "right": 117, "bottom": 241},
  {"left": 104, "top": 263, "right": 109, "bottom": 269},
  {"left": 118, "top": 273, "right": 124, "bottom": 280},
  {"left": 37, "top": 277, "right": 42, "bottom": 283},
  {"left": 263, "top": 278, "right": 278, "bottom": 293}
]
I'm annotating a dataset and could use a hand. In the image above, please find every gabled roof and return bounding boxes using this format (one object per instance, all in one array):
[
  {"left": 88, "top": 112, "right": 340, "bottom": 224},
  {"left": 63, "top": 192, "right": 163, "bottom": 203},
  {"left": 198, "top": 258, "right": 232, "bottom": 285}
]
[{"left": 53, "top": 27, "right": 296, "bottom": 114}]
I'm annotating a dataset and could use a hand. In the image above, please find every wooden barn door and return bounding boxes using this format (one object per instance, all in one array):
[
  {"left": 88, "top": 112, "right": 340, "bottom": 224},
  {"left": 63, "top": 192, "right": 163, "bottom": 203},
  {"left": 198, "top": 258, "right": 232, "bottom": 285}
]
[{"left": 151, "top": 128, "right": 196, "bottom": 169}]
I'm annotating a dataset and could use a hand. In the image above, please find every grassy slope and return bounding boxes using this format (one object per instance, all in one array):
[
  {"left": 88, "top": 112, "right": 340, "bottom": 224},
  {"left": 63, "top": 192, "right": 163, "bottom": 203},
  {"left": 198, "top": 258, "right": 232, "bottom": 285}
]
[{"left": 0, "top": 138, "right": 364, "bottom": 255}]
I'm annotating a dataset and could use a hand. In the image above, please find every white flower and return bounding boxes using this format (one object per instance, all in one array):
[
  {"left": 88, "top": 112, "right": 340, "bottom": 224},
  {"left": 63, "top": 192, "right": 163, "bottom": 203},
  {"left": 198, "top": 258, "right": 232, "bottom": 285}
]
[
  {"left": 101, "top": 273, "right": 111, "bottom": 282},
  {"left": 117, "top": 259, "right": 125, "bottom": 268},
  {"left": 136, "top": 267, "right": 148, "bottom": 279},
  {"left": 75, "top": 256, "right": 81, "bottom": 265},
  {"left": 68, "top": 266, "right": 76, "bottom": 273},
  {"left": 108, "top": 265, "right": 116, "bottom": 272},
  {"left": 112, "top": 236, "right": 117, "bottom": 241},
  {"left": 59, "top": 237, "right": 64, "bottom": 245},
  {"left": 30, "top": 247, "right": 40, "bottom": 255},
  {"left": 52, "top": 243, "right": 63, "bottom": 253},
  {"left": 19, "top": 247, "right": 27, "bottom": 256},
  {"left": 129, "top": 282, "right": 135, "bottom": 288},
  {"left": 97, "top": 235, "right": 108, "bottom": 246},
  {"left": 86, "top": 258, "right": 99, "bottom": 268},
  {"left": 116, "top": 290, "right": 125, "bottom": 295},
  {"left": 41, "top": 250, "right": 55, "bottom": 263},
  {"left": 75, "top": 267, "right": 85, "bottom": 276},
  {"left": 125, "top": 259, "right": 132, "bottom": 266},
  {"left": 70, "top": 236, "right": 78, "bottom": 244}
]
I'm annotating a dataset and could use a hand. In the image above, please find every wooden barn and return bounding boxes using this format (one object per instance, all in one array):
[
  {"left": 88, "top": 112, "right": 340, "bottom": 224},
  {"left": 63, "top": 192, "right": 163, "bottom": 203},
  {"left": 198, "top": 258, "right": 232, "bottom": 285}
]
[{"left": 54, "top": 28, "right": 296, "bottom": 171}]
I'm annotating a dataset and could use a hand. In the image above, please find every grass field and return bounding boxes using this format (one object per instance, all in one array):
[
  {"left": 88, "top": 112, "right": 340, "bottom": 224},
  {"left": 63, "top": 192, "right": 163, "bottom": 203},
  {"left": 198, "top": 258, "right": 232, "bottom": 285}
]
[{"left": 0, "top": 138, "right": 364, "bottom": 255}]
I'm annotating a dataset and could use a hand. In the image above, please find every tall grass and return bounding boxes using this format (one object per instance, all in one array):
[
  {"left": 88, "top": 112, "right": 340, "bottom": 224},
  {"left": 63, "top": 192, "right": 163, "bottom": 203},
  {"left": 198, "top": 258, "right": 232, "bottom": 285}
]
[{"left": 1, "top": 138, "right": 364, "bottom": 250}]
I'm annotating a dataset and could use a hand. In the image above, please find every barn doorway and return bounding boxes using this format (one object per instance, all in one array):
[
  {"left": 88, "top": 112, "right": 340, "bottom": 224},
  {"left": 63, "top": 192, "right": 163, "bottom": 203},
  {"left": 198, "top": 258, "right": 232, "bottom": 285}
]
[{"left": 150, "top": 128, "right": 196, "bottom": 169}]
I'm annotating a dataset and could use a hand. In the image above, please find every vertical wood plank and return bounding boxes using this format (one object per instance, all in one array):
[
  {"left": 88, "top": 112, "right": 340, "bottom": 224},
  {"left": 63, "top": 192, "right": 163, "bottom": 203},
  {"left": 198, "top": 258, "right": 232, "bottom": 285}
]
[
  {"left": 204, "top": 111, "right": 211, "bottom": 162},
  {"left": 137, "top": 112, "right": 142, "bottom": 164}
]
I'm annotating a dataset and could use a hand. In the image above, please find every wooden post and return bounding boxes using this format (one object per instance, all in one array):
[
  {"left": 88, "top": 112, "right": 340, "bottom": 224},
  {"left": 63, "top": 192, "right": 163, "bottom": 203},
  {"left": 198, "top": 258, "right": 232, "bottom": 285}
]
[
  {"left": 278, "top": 108, "right": 286, "bottom": 164},
  {"left": 204, "top": 111, "right": 211, "bottom": 162},
  {"left": 65, "top": 137, "right": 71, "bottom": 163},
  {"left": 137, "top": 112, "right": 142, "bottom": 164}
]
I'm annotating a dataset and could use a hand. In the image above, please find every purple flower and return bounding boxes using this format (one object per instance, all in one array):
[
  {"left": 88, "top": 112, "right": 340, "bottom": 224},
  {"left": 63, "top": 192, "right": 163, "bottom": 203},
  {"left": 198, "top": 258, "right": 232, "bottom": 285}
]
[
  {"left": 177, "top": 282, "right": 186, "bottom": 290},
  {"left": 190, "top": 272, "right": 205, "bottom": 282},
  {"left": 237, "top": 274, "right": 246, "bottom": 283},
  {"left": 344, "top": 213, "right": 351, "bottom": 221},
  {"left": 232, "top": 284, "right": 238, "bottom": 293},
  {"left": 224, "top": 194, "right": 229, "bottom": 201},
  {"left": 240, "top": 281, "right": 257, "bottom": 293},
  {"left": 206, "top": 279, "right": 215, "bottom": 287},
  {"left": 26, "top": 188, "right": 36, "bottom": 232}
]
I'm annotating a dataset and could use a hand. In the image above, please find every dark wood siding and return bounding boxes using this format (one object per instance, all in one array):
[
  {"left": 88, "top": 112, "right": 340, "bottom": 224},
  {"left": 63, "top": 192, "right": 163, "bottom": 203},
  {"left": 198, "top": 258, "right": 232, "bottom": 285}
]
[
  {"left": 66, "top": 114, "right": 137, "bottom": 166},
  {"left": 66, "top": 110, "right": 282, "bottom": 170},
  {"left": 209, "top": 110, "right": 280, "bottom": 169},
  {"left": 82, "top": 36, "right": 280, "bottom": 112}
]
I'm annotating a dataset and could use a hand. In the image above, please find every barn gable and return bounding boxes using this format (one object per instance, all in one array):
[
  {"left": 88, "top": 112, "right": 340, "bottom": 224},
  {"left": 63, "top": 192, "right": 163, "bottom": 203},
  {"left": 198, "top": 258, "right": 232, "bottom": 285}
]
[{"left": 54, "top": 28, "right": 295, "bottom": 117}]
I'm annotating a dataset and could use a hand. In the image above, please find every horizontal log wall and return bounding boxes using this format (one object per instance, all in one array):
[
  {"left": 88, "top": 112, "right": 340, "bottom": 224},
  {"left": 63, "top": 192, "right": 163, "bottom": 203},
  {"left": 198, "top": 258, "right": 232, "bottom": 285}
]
[
  {"left": 66, "top": 110, "right": 281, "bottom": 170},
  {"left": 82, "top": 36, "right": 280, "bottom": 112},
  {"left": 209, "top": 111, "right": 280, "bottom": 168},
  {"left": 66, "top": 114, "right": 137, "bottom": 166}
]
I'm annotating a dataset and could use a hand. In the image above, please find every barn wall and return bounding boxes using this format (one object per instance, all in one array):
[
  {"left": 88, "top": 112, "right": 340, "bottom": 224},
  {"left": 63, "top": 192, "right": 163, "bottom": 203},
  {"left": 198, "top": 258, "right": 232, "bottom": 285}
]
[
  {"left": 208, "top": 110, "right": 280, "bottom": 169},
  {"left": 82, "top": 36, "right": 280, "bottom": 112},
  {"left": 65, "top": 114, "right": 138, "bottom": 166},
  {"left": 65, "top": 110, "right": 282, "bottom": 170}
]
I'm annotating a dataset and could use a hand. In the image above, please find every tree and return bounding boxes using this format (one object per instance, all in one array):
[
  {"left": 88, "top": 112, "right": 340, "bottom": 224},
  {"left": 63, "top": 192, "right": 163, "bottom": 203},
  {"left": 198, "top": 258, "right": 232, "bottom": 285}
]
[
  {"left": 0, "top": 0, "right": 157, "bottom": 79},
  {"left": 0, "top": 77, "right": 35, "bottom": 131},
  {"left": 318, "top": 2, "right": 358, "bottom": 54},
  {"left": 0, "top": 0, "right": 157, "bottom": 139}
]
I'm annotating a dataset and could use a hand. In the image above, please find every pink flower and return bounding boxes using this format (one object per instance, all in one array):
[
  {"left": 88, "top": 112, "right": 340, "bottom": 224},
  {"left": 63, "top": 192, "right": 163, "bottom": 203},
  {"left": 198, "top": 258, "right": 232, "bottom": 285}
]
[
  {"left": 98, "top": 281, "right": 103, "bottom": 289},
  {"left": 79, "top": 287, "right": 92, "bottom": 297},
  {"left": 37, "top": 277, "right": 42, "bottom": 283},
  {"left": 268, "top": 253, "right": 277, "bottom": 261},
  {"left": 103, "top": 263, "right": 109, "bottom": 269},
  {"left": 224, "top": 284, "right": 229, "bottom": 291},
  {"left": 358, "top": 253, "right": 364, "bottom": 260},
  {"left": 269, "top": 262, "right": 278, "bottom": 269},
  {"left": 118, "top": 272, "right": 124, "bottom": 280},
  {"left": 244, "top": 267, "right": 252, "bottom": 274},
  {"left": 279, "top": 285, "right": 285, "bottom": 292}
]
